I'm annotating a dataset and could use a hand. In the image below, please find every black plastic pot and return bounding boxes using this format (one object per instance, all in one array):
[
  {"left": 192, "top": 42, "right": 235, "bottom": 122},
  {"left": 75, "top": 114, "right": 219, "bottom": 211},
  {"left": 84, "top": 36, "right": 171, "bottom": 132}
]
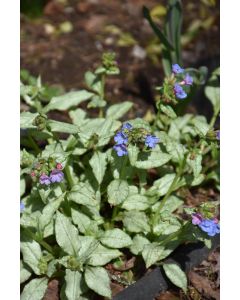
[{"left": 113, "top": 235, "right": 219, "bottom": 300}]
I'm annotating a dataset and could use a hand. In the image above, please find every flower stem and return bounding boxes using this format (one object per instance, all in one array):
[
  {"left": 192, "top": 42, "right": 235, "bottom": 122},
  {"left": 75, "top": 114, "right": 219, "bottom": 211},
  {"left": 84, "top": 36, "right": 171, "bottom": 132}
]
[
  {"left": 209, "top": 106, "right": 220, "bottom": 128},
  {"left": 152, "top": 156, "right": 187, "bottom": 227},
  {"left": 23, "top": 227, "right": 55, "bottom": 255}
]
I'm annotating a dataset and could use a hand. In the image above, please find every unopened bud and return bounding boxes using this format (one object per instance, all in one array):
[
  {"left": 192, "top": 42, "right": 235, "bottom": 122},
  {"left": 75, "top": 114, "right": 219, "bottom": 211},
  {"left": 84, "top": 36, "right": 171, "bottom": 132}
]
[{"left": 56, "top": 163, "right": 63, "bottom": 170}]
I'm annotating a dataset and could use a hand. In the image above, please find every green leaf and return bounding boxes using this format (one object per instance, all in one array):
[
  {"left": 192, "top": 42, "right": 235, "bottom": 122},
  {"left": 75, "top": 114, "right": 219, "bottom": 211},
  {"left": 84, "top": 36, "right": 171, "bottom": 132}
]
[
  {"left": 43, "top": 90, "right": 94, "bottom": 113},
  {"left": 20, "top": 112, "right": 38, "bottom": 129},
  {"left": 146, "top": 174, "right": 176, "bottom": 199},
  {"left": 153, "top": 195, "right": 183, "bottom": 213},
  {"left": 20, "top": 277, "right": 48, "bottom": 300},
  {"left": 79, "top": 118, "right": 121, "bottom": 147},
  {"left": 100, "top": 229, "right": 132, "bottom": 248},
  {"left": 65, "top": 269, "right": 83, "bottom": 300},
  {"left": 89, "top": 151, "right": 107, "bottom": 185},
  {"left": 205, "top": 69, "right": 220, "bottom": 114},
  {"left": 142, "top": 243, "right": 164, "bottom": 268},
  {"left": 134, "top": 145, "right": 171, "bottom": 169},
  {"left": 87, "top": 95, "right": 106, "bottom": 108},
  {"left": 47, "top": 120, "right": 80, "bottom": 134},
  {"left": 71, "top": 208, "right": 98, "bottom": 235},
  {"left": 20, "top": 260, "right": 32, "bottom": 284},
  {"left": 20, "top": 234, "right": 42, "bottom": 275},
  {"left": 106, "top": 102, "right": 133, "bottom": 120},
  {"left": 39, "top": 193, "right": 64, "bottom": 235},
  {"left": 123, "top": 211, "right": 150, "bottom": 233},
  {"left": 87, "top": 243, "right": 121, "bottom": 266},
  {"left": 84, "top": 266, "right": 111, "bottom": 298},
  {"left": 68, "top": 183, "right": 100, "bottom": 209},
  {"left": 85, "top": 71, "right": 102, "bottom": 94},
  {"left": 55, "top": 212, "right": 81, "bottom": 255},
  {"left": 122, "top": 194, "right": 149, "bottom": 211},
  {"left": 107, "top": 179, "right": 129, "bottom": 205},
  {"left": 167, "top": 141, "right": 187, "bottom": 163},
  {"left": 69, "top": 108, "right": 87, "bottom": 126},
  {"left": 143, "top": 6, "right": 174, "bottom": 50},
  {"left": 128, "top": 144, "right": 140, "bottom": 166},
  {"left": 21, "top": 176, "right": 26, "bottom": 197},
  {"left": 165, "top": 0, "right": 183, "bottom": 63},
  {"left": 160, "top": 104, "right": 177, "bottom": 119},
  {"left": 163, "top": 263, "right": 187, "bottom": 293},
  {"left": 187, "top": 154, "right": 202, "bottom": 178},
  {"left": 191, "top": 116, "right": 210, "bottom": 136},
  {"left": 143, "top": 241, "right": 180, "bottom": 267},
  {"left": 78, "top": 236, "right": 100, "bottom": 264},
  {"left": 130, "top": 235, "right": 150, "bottom": 255},
  {"left": 152, "top": 212, "right": 181, "bottom": 236}
]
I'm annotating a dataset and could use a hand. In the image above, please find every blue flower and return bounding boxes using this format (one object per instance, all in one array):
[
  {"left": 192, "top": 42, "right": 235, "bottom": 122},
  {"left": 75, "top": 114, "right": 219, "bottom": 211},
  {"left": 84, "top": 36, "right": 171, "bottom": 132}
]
[
  {"left": 198, "top": 219, "right": 220, "bottom": 237},
  {"left": 20, "top": 201, "right": 25, "bottom": 213},
  {"left": 172, "top": 64, "right": 184, "bottom": 74},
  {"left": 145, "top": 135, "right": 159, "bottom": 148},
  {"left": 183, "top": 73, "right": 193, "bottom": 85},
  {"left": 216, "top": 130, "right": 220, "bottom": 141},
  {"left": 174, "top": 83, "right": 187, "bottom": 99},
  {"left": 114, "top": 131, "right": 128, "bottom": 145},
  {"left": 50, "top": 169, "right": 64, "bottom": 183},
  {"left": 113, "top": 144, "right": 128, "bottom": 156},
  {"left": 122, "top": 123, "right": 133, "bottom": 130},
  {"left": 39, "top": 174, "right": 51, "bottom": 185}
]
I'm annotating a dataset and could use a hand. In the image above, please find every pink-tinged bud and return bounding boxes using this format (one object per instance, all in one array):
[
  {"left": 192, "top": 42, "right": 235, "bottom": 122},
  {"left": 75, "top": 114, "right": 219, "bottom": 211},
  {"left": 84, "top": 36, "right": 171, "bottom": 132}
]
[
  {"left": 30, "top": 171, "right": 36, "bottom": 177},
  {"left": 213, "top": 217, "right": 219, "bottom": 224},
  {"left": 191, "top": 213, "right": 203, "bottom": 225},
  {"left": 56, "top": 163, "right": 63, "bottom": 170}
]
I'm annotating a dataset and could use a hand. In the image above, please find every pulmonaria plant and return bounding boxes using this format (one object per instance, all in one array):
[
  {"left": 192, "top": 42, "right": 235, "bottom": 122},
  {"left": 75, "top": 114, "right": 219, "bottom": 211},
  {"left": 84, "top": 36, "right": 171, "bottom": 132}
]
[
  {"left": 20, "top": 56, "right": 220, "bottom": 299},
  {"left": 113, "top": 122, "right": 159, "bottom": 156},
  {"left": 31, "top": 158, "right": 64, "bottom": 185},
  {"left": 157, "top": 63, "right": 193, "bottom": 104},
  {"left": 191, "top": 213, "right": 220, "bottom": 237}
]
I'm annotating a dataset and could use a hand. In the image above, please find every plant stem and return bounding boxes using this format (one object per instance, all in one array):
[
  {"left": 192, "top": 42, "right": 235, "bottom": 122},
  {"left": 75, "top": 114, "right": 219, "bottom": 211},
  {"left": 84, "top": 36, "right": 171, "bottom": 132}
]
[
  {"left": 120, "top": 156, "right": 128, "bottom": 179},
  {"left": 64, "top": 164, "right": 74, "bottom": 189},
  {"left": 28, "top": 135, "right": 41, "bottom": 154},
  {"left": 111, "top": 206, "right": 119, "bottom": 222},
  {"left": 209, "top": 106, "right": 220, "bottom": 128},
  {"left": 23, "top": 227, "right": 55, "bottom": 255},
  {"left": 99, "top": 73, "right": 105, "bottom": 118},
  {"left": 152, "top": 156, "right": 187, "bottom": 226}
]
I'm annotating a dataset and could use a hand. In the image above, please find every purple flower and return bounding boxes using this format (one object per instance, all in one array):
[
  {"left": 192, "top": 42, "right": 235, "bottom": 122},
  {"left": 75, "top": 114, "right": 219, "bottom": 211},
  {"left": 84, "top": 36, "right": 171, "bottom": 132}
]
[
  {"left": 20, "top": 201, "right": 25, "bottom": 213},
  {"left": 174, "top": 83, "right": 187, "bottom": 99},
  {"left": 114, "top": 131, "right": 128, "bottom": 145},
  {"left": 191, "top": 213, "right": 203, "bottom": 225},
  {"left": 122, "top": 123, "right": 133, "bottom": 130},
  {"left": 198, "top": 219, "right": 220, "bottom": 237},
  {"left": 39, "top": 174, "right": 51, "bottom": 185},
  {"left": 50, "top": 169, "right": 64, "bottom": 183},
  {"left": 216, "top": 130, "right": 220, "bottom": 140},
  {"left": 172, "top": 64, "right": 184, "bottom": 74},
  {"left": 183, "top": 73, "right": 193, "bottom": 85},
  {"left": 145, "top": 135, "right": 159, "bottom": 148},
  {"left": 113, "top": 144, "right": 128, "bottom": 156}
]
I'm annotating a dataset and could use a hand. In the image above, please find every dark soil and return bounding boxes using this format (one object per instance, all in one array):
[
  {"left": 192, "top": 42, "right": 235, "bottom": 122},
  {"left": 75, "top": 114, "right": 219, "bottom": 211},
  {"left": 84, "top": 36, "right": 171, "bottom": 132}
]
[{"left": 21, "top": 0, "right": 219, "bottom": 118}]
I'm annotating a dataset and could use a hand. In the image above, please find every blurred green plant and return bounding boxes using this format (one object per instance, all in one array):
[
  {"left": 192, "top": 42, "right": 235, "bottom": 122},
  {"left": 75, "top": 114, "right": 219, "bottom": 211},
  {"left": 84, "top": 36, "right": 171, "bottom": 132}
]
[
  {"left": 20, "top": 0, "right": 48, "bottom": 18},
  {"left": 143, "top": 0, "right": 183, "bottom": 76}
]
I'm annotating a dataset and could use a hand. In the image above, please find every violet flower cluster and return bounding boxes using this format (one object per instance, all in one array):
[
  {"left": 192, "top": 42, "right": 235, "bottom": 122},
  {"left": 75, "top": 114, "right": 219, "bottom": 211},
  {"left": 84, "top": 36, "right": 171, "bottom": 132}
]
[
  {"left": 172, "top": 64, "right": 193, "bottom": 99},
  {"left": 39, "top": 163, "right": 64, "bottom": 186},
  {"left": 113, "top": 123, "right": 160, "bottom": 157},
  {"left": 113, "top": 123, "right": 132, "bottom": 157},
  {"left": 192, "top": 213, "right": 220, "bottom": 237}
]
